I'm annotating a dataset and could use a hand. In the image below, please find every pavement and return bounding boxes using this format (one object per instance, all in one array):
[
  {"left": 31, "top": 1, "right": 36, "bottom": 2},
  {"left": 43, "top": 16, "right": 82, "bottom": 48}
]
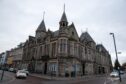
[
  {"left": 30, "top": 73, "right": 126, "bottom": 84},
  {"left": 30, "top": 73, "right": 108, "bottom": 80},
  {"left": 104, "top": 74, "right": 126, "bottom": 84},
  {"left": 0, "top": 70, "right": 13, "bottom": 84},
  {"left": 1, "top": 71, "right": 126, "bottom": 84},
  {"left": 30, "top": 73, "right": 108, "bottom": 84},
  {"left": 114, "top": 78, "right": 126, "bottom": 84}
]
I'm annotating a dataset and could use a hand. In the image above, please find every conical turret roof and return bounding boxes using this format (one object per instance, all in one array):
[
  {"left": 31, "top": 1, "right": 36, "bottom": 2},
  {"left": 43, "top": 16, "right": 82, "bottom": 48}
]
[
  {"left": 36, "top": 19, "right": 46, "bottom": 32},
  {"left": 60, "top": 11, "right": 68, "bottom": 22}
]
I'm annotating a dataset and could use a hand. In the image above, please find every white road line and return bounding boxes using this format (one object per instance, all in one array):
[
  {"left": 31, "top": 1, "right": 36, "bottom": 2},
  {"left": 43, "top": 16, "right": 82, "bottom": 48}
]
[
  {"left": 104, "top": 77, "right": 113, "bottom": 84},
  {"left": 104, "top": 81, "right": 106, "bottom": 84}
]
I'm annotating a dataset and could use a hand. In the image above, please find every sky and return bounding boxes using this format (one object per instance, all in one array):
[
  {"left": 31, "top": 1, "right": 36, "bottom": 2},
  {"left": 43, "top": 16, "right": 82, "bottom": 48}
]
[{"left": 0, "top": 0, "right": 126, "bottom": 65}]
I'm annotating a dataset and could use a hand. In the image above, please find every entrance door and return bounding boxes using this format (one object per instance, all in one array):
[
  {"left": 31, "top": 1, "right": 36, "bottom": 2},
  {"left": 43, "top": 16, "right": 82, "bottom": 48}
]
[
  {"left": 102, "top": 67, "right": 105, "bottom": 74},
  {"left": 44, "top": 62, "right": 47, "bottom": 74},
  {"left": 82, "top": 63, "right": 85, "bottom": 75},
  {"left": 98, "top": 66, "right": 101, "bottom": 74}
]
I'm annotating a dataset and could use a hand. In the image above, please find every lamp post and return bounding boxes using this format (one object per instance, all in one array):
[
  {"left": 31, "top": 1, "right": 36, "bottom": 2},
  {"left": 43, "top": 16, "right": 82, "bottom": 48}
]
[
  {"left": 110, "top": 33, "right": 121, "bottom": 82},
  {"left": 1, "top": 64, "right": 5, "bottom": 80},
  {"left": 0, "top": 55, "right": 6, "bottom": 81}
]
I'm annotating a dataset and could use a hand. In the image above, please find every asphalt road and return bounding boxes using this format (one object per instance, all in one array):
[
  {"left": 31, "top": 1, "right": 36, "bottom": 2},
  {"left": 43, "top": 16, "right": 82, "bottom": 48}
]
[
  {"left": 1, "top": 71, "right": 126, "bottom": 84},
  {"left": 0, "top": 71, "right": 50, "bottom": 84}
]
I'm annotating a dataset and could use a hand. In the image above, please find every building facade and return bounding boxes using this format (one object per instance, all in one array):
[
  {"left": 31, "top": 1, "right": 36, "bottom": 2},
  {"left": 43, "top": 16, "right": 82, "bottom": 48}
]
[
  {"left": 6, "top": 43, "right": 24, "bottom": 69},
  {"left": 0, "top": 52, "right": 7, "bottom": 65},
  {"left": 0, "top": 52, "right": 5, "bottom": 67},
  {"left": 22, "top": 10, "right": 112, "bottom": 77}
]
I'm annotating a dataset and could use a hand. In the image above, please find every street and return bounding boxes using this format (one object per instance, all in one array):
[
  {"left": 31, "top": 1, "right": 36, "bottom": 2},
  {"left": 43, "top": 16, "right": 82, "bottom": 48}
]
[
  {"left": 0, "top": 70, "right": 48, "bottom": 84},
  {"left": 1, "top": 71, "right": 126, "bottom": 84}
]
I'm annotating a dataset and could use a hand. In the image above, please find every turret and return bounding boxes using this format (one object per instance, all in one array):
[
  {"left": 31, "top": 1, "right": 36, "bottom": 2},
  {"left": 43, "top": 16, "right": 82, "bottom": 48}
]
[
  {"left": 36, "top": 12, "right": 46, "bottom": 39},
  {"left": 59, "top": 5, "right": 68, "bottom": 28}
]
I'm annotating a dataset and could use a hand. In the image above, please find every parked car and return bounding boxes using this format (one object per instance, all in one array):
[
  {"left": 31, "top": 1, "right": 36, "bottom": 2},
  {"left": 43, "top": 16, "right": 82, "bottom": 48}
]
[
  {"left": 4, "top": 67, "right": 9, "bottom": 71},
  {"left": 1, "top": 67, "right": 9, "bottom": 71},
  {"left": 15, "top": 70, "right": 27, "bottom": 79},
  {"left": 9, "top": 68, "right": 14, "bottom": 72},
  {"left": 20, "top": 69, "right": 29, "bottom": 75},
  {"left": 110, "top": 71, "right": 119, "bottom": 77}
]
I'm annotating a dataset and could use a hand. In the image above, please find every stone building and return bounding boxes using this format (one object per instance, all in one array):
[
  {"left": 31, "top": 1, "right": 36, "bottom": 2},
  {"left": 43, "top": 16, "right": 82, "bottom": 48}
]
[
  {"left": 6, "top": 43, "right": 24, "bottom": 69},
  {"left": 22, "top": 9, "right": 112, "bottom": 77}
]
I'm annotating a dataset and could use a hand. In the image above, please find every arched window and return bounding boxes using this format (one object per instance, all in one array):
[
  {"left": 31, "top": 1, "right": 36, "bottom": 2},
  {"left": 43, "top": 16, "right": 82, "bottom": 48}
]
[{"left": 63, "top": 23, "right": 65, "bottom": 26}]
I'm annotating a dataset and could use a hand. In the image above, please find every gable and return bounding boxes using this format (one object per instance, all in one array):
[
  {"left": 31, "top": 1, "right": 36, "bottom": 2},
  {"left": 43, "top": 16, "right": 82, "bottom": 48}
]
[
  {"left": 68, "top": 23, "right": 79, "bottom": 41},
  {"left": 80, "top": 32, "right": 95, "bottom": 43}
]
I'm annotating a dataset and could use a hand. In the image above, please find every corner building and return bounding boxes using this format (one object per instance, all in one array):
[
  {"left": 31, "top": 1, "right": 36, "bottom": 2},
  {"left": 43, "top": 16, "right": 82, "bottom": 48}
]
[{"left": 22, "top": 10, "right": 112, "bottom": 77}]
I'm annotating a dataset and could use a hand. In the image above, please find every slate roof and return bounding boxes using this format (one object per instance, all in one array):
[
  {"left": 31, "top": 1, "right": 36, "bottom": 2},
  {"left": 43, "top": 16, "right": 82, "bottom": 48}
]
[
  {"left": 60, "top": 12, "right": 68, "bottom": 22},
  {"left": 96, "top": 44, "right": 108, "bottom": 53},
  {"left": 36, "top": 20, "right": 46, "bottom": 32},
  {"left": 80, "top": 32, "right": 95, "bottom": 42},
  {"left": 52, "top": 30, "right": 59, "bottom": 37},
  {"left": 29, "top": 36, "right": 35, "bottom": 42},
  {"left": 68, "top": 22, "right": 75, "bottom": 28}
]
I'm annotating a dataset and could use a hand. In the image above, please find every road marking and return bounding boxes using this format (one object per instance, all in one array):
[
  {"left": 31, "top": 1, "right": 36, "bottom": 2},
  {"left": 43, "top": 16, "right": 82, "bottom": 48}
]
[{"left": 104, "top": 78, "right": 113, "bottom": 84}]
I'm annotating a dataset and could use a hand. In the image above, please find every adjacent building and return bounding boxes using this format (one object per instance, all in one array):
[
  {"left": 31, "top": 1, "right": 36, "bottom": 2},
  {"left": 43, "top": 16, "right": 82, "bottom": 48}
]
[
  {"left": 6, "top": 43, "right": 24, "bottom": 69},
  {"left": 22, "top": 9, "right": 112, "bottom": 77},
  {"left": 0, "top": 52, "right": 5, "bottom": 66},
  {"left": 0, "top": 51, "right": 10, "bottom": 69},
  {"left": 0, "top": 52, "right": 7, "bottom": 65}
]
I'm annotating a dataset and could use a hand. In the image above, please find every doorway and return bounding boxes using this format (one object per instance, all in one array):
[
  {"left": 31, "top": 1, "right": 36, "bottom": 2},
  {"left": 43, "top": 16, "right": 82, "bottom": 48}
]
[
  {"left": 82, "top": 63, "right": 85, "bottom": 75},
  {"left": 44, "top": 62, "right": 47, "bottom": 74}
]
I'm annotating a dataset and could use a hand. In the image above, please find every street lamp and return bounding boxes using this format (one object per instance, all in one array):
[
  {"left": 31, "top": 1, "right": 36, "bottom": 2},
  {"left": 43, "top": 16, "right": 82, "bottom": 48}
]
[
  {"left": 110, "top": 33, "right": 121, "bottom": 82},
  {"left": 118, "top": 52, "right": 121, "bottom": 54}
]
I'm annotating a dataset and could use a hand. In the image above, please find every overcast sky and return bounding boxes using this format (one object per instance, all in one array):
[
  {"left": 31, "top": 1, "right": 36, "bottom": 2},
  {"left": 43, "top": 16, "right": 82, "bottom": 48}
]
[{"left": 0, "top": 0, "right": 126, "bottom": 65}]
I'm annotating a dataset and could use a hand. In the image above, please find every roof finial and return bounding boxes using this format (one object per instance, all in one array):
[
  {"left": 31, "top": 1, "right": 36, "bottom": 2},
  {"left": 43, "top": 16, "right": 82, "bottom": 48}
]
[
  {"left": 86, "top": 28, "right": 88, "bottom": 32},
  {"left": 81, "top": 29, "right": 83, "bottom": 33},
  {"left": 43, "top": 11, "right": 45, "bottom": 20},
  {"left": 64, "top": 4, "right": 65, "bottom": 12}
]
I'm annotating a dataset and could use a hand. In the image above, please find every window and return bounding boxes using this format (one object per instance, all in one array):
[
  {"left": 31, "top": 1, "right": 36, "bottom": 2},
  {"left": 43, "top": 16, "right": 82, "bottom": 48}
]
[
  {"left": 74, "top": 43, "right": 78, "bottom": 56},
  {"left": 85, "top": 47, "right": 87, "bottom": 54},
  {"left": 59, "top": 39, "right": 67, "bottom": 53},
  {"left": 70, "top": 42, "right": 74, "bottom": 55},
  {"left": 52, "top": 42, "right": 56, "bottom": 57},
  {"left": 45, "top": 44, "right": 49, "bottom": 55},
  {"left": 42, "top": 45, "right": 45, "bottom": 56},
  {"left": 63, "top": 23, "right": 65, "bottom": 26},
  {"left": 49, "top": 63, "right": 57, "bottom": 72},
  {"left": 72, "top": 32, "right": 74, "bottom": 35},
  {"left": 88, "top": 49, "right": 91, "bottom": 54},
  {"left": 39, "top": 46, "right": 42, "bottom": 58}
]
